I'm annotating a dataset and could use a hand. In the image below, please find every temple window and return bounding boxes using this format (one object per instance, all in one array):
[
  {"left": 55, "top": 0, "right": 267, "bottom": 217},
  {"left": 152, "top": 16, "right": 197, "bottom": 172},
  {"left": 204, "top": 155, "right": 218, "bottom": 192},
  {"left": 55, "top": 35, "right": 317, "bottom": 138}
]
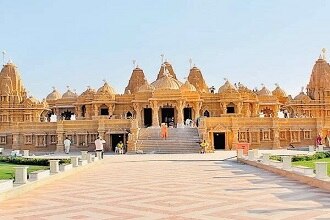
[
  {"left": 35, "top": 134, "right": 46, "bottom": 147},
  {"left": 226, "top": 102, "right": 235, "bottom": 114},
  {"left": 24, "top": 135, "right": 33, "bottom": 145},
  {"left": 239, "top": 131, "right": 248, "bottom": 142},
  {"left": 280, "top": 131, "right": 286, "bottom": 140},
  {"left": 0, "top": 135, "right": 6, "bottom": 144},
  {"left": 261, "top": 130, "right": 271, "bottom": 141},
  {"left": 203, "top": 110, "right": 210, "bottom": 117},
  {"left": 303, "top": 130, "right": 312, "bottom": 139},
  {"left": 100, "top": 104, "right": 109, "bottom": 115},
  {"left": 50, "top": 135, "right": 57, "bottom": 144},
  {"left": 126, "top": 111, "right": 133, "bottom": 119}
]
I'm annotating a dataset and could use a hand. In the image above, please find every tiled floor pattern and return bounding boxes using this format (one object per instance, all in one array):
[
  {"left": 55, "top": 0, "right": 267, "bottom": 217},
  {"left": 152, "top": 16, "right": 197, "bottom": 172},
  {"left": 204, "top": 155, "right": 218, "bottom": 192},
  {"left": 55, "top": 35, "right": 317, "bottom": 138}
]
[{"left": 0, "top": 154, "right": 329, "bottom": 219}]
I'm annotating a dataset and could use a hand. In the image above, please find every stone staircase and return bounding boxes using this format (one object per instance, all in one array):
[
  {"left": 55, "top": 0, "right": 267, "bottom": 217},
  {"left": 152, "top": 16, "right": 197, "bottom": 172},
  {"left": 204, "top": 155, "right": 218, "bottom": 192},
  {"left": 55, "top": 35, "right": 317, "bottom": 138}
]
[{"left": 136, "top": 127, "right": 201, "bottom": 154}]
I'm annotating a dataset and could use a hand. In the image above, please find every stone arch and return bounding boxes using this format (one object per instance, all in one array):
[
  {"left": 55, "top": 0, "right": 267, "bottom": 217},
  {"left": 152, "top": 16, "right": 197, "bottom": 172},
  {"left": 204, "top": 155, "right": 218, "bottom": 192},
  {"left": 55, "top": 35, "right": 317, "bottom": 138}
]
[
  {"left": 126, "top": 111, "right": 133, "bottom": 118},
  {"left": 226, "top": 102, "right": 236, "bottom": 114},
  {"left": 99, "top": 104, "right": 109, "bottom": 115},
  {"left": 203, "top": 110, "right": 210, "bottom": 117}
]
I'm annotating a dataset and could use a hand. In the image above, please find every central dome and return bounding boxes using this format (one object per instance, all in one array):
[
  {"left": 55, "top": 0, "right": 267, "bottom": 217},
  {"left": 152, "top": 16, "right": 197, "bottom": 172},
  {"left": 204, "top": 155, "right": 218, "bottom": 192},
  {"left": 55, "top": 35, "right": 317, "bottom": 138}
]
[{"left": 151, "top": 74, "right": 183, "bottom": 90}]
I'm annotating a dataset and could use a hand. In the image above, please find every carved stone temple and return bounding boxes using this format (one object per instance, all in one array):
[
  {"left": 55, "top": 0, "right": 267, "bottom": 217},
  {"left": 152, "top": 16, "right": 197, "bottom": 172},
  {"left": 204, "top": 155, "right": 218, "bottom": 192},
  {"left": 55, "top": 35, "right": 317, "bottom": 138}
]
[{"left": 0, "top": 50, "right": 330, "bottom": 153}]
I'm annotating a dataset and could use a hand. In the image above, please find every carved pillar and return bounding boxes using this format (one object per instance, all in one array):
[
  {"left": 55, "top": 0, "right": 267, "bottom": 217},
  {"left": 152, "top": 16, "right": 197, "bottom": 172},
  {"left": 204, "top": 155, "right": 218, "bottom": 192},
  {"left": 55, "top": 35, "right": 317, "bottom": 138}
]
[
  {"left": 93, "top": 104, "right": 98, "bottom": 116},
  {"left": 151, "top": 101, "right": 159, "bottom": 127},
  {"left": 236, "top": 102, "right": 242, "bottom": 114},
  {"left": 133, "top": 103, "right": 142, "bottom": 127},
  {"left": 56, "top": 121, "right": 64, "bottom": 152},
  {"left": 252, "top": 103, "right": 259, "bottom": 117},
  {"left": 12, "top": 132, "right": 20, "bottom": 150},
  {"left": 221, "top": 102, "right": 227, "bottom": 115},
  {"left": 232, "top": 128, "right": 239, "bottom": 150},
  {"left": 177, "top": 100, "right": 184, "bottom": 128},
  {"left": 194, "top": 101, "right": 202, "bottom": 121}
]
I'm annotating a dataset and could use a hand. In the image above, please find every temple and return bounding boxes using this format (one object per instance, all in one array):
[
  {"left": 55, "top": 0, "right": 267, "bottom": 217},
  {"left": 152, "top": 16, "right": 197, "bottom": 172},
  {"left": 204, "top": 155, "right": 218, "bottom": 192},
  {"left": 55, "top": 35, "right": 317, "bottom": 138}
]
[{"left": 1, "top": 49, "right": 330, "bottom": 153}]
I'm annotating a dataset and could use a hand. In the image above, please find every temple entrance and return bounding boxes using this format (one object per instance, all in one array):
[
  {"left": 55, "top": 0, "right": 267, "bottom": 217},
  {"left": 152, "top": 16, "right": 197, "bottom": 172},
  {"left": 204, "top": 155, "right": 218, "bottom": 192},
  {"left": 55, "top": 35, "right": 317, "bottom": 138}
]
[
  {"left": 183, "top": 108, "right": 192, "bottom": 121},
  {"left": 161, "top": 108, "right": 174, "bottom": 126},
  {"left": 110, "top": 134, "right": 124, "bottom": 152},
  {"left": 100, "top": 104, "right": 109, "bottom": 115},
  {"left": 226, "top": 102, "right": 235, "bottom": 114},
  {"left": 213, "top": 132, "right": 225, "bottom": 150},
  {"left": 143, "top": 108, "right": 152, "bottom": 127}
]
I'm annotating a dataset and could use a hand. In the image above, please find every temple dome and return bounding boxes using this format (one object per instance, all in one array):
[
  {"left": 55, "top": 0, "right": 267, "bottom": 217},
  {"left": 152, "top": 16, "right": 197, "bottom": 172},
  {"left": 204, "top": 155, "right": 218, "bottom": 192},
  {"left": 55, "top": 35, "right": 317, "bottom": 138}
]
[
  {"left": 180, "top": 80, "right": 197, "bottom": 92},
  {"left": 218, "top": 80, "right": 237, "bottom": 94},
  {"left": 294, "top": 92, "right": 311, "bottom": 101},
  {"left": 97, "top": 81, "right": 115, "bottom": 94},
  {"left": 46, "top": 88, "right": 62, "bottom": 101},
  {"left": 80, "top": 87, "right": 96, "bottom": 97},
  {"left": 272, "top": 85, "right": 287, "bottom": 97},
  {"left": 151, "top": 74, "right": 183, "bottom": 90},
  {"left": 257, "top": 86, "right": 272, "bottom": 96},
  {"left": 62, "top": 89, "right": 77, "bottom": 99},
  {"left": 138, "top": 82, "right": 155, "bottom": 92}
]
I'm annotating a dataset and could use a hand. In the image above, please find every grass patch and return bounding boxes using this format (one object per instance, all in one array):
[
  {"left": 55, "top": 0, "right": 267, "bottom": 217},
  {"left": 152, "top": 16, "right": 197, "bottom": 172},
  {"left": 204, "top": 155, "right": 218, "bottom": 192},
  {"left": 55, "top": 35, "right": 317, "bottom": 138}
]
[
  {"left": 0, "top": 162, "right": 48, "bottom": 179},
  {"left": 292, "top": 158, "right": 330, "bottom": 176}
]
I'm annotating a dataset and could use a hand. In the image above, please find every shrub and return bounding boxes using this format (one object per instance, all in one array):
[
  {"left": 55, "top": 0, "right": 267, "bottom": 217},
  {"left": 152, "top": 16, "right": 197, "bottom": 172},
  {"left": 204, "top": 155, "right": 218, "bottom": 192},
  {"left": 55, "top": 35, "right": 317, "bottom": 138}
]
[{"left": 0, "top": 156, "right": 70, "bottom": 166}]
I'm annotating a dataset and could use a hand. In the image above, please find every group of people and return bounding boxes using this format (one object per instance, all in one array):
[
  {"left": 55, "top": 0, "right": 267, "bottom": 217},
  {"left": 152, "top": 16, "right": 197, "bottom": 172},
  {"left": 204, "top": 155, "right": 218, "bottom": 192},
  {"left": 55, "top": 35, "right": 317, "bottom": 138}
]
[{"left": 63, "top": 136, "right": 124, "bottom": 157}]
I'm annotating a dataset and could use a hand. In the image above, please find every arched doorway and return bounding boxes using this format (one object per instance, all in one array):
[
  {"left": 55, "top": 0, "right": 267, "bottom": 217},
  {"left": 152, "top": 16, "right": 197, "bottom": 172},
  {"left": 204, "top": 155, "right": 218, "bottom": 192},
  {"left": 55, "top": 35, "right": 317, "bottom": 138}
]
[
  {"left": 81, "top": 105, "right": 86, "bottom": 117},
  {"left": 143, "top": 108, "right": 152, "bottom": 127},
  {"left": 184, "top": 107, "right": 192, "bottom": 122},
  {"left": 226, "top": 102, "right": 235, "bottom": 113},
  {"left": 100, "top": 104, "right": 109, "bottom": 116}
]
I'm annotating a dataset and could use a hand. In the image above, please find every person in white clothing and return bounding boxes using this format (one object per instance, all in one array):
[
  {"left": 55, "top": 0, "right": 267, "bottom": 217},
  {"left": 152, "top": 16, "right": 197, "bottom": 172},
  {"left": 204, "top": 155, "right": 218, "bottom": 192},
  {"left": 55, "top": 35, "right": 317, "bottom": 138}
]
[
  {"left": 63, "top": 137, "right": 71, "bottom": 154},
  {"left": 95, "top": 136, "right": 106, "bottom": 159}
]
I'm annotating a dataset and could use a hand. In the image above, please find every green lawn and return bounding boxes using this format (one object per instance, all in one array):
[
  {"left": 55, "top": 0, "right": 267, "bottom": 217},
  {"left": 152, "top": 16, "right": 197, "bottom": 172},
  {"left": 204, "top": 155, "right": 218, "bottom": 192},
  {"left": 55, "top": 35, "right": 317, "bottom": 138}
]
[
  {"left": 292, "top": 158, "right": 330, "bottom": 176},
  {"left": 0, "top": 162, "right": 49, "bottom": 179}
]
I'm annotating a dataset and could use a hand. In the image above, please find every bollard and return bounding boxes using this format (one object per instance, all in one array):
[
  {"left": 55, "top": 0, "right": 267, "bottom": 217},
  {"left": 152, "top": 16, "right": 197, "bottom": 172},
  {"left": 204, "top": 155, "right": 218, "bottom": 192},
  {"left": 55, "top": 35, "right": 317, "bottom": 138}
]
[
  {"left": 248, "top": 150, "right": 255, "bottom": 161},
  {"left": 309, "top": 146, "right": 314, "bottom": 152},
  {"left": 96, "top": 151, "right": 102, "bottom": 160},
  {"left": 317, "top": 145, "right": 324, "bottom": 152},
  {"left": 253, "top": 149, "right": 259, "bottom": 159},
  {"left": 237, "top": 149, "right": 243, "bottom": 159},
  {"left": 262, "top": 153, "right": 271, "bottom": 165},
  {"left": 23, "top": 150, "right": 29, "bottom": 157},
  {"left": 87, "top": 153, "right": 93, "bottom": 163},
  {"left": 49, "top": 160, "right": 60, "bottom": 174},
  {"left": 14, "top": 166, "right": 29, "bottom": 184},
  {"left": 81, "top": 151, "right": 88, "bottom": 160},
  {"left": 282, "top": 156, "right": 292, "bottom": 170},
  {"left": 315, "top": 162, "right": 328, "bottom": 179},
  {"left": 70, "top": 156, "right": 79, "bottom": 167}
]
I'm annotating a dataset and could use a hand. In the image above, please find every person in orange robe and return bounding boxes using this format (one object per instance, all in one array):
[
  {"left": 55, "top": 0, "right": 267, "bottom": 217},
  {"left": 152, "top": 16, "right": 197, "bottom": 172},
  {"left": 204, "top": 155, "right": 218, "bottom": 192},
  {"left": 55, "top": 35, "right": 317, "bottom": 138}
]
[{"left": 161, "top": 123, "right": 168, "bottom": 140}]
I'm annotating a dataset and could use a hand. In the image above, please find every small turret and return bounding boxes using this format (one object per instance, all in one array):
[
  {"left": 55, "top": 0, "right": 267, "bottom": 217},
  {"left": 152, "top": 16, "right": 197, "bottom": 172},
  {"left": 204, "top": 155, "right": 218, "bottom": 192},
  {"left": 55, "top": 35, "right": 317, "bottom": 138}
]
[
  {"left": 187, "top": 66, "right": 209, "bottom": 93},
  {"left": 125, "top": 67, "right": 147, "bottom": 94}
]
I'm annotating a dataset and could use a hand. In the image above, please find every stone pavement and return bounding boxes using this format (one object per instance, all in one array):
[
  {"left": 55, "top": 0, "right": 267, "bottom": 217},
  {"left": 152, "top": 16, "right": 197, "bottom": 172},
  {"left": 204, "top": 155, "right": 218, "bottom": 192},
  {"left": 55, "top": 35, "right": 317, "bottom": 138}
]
[{"left": 0, "top": 152, "right": 329, "bottom": 220}]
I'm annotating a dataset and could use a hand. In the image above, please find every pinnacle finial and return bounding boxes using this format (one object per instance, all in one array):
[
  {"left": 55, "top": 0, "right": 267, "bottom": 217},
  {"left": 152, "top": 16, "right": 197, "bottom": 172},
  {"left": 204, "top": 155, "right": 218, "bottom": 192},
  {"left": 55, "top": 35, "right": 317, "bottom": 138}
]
[
  {"left": 301, "top": 86, "right": 304, "bottom": 93},
  {"left": 2, "top": 50, "right": 6, "bottom": 65},
  {"left": 261, "top": 83, "right": 265, "bottom": 87},
  {"left": 223, "top": 78, "right": 228, "bottom": 81},
  {"left": 132, "top": 60, "right": 136, "bottom": 68},
  {"left": 189, "top": 58, "right": 192, "bottom": 69},
  {"left": 275, "top": 83, "right": 279, "bottom": 87},
  {"left": 161, "top": 54, "right": 164, "bottom": 63},
  {"left": 52, "top": 86, "right": 56, "bottom": 91},
  {"left": 66, "top": 85, "right": 70, "bottom": 90},
  {"left": 322, "top": 48, "right": 327, "bottom": 60}
]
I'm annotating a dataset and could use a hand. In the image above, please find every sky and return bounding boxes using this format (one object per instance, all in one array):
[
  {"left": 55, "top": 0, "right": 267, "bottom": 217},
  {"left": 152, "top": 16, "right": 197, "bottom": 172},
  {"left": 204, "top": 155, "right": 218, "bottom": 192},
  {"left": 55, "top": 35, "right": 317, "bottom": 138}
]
[{"left": 0, "top": 0, "right": 330, "bottom": 99}]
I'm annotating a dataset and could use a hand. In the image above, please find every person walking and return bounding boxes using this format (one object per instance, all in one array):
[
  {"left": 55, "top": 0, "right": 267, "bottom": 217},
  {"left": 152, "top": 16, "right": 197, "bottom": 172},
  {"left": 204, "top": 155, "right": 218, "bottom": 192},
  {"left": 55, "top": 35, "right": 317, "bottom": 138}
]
[
  {"left": 95, "top": 136, "right": 106, "bottom": 159},
  {"left": 116, "top": 141, "right": 124, "bottom": 154},
  {"left": 63, "top": 137, "right": 71, "bottom": 154},
  {"left": 161, "top": 123, "right": 168, "bottom": 140}
]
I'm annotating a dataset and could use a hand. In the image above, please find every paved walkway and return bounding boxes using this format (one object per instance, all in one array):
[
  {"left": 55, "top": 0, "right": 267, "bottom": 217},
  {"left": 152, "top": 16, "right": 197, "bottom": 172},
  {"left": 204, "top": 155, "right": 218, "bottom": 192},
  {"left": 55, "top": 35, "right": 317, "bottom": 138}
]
[{"left": 0, "top": 153, "right": 330, "bottom": 219}]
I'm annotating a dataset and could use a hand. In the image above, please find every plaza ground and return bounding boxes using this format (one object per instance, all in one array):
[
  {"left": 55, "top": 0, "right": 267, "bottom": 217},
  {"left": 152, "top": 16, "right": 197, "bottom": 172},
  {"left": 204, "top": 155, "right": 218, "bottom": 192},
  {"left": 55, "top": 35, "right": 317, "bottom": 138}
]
[{"left": 0, "top": 152, "right": 329, "bottom": 219}]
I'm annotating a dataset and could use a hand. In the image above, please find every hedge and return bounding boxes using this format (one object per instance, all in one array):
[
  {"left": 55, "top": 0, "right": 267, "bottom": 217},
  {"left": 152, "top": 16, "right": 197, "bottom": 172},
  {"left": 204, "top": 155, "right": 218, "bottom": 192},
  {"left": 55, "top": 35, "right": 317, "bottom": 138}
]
[
  {"left": 0, "top": 156, "right": 71, "bottom": 166},
  {"left": 270, "top": 152, "right": 330, "bottom": 162}
]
